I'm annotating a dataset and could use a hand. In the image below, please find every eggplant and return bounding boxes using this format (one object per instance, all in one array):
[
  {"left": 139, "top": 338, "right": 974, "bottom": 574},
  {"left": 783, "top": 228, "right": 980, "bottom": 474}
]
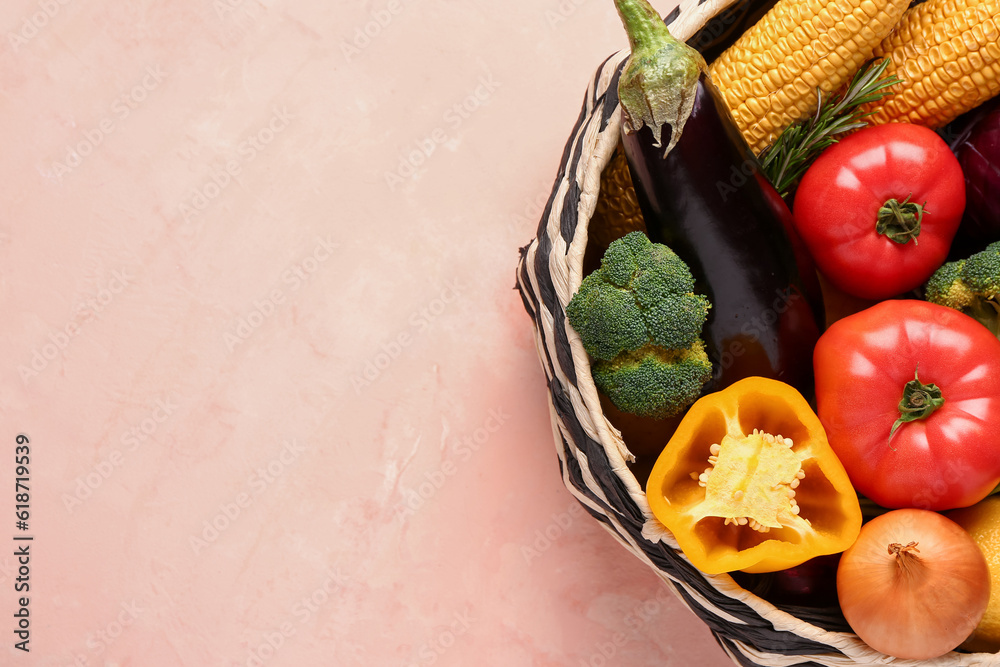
[
  {"left": 733, "top": 554, "right": 842, "bottom": 609},
  {"left": 613, "top": 0, "right": 821, "bottom": 397}
]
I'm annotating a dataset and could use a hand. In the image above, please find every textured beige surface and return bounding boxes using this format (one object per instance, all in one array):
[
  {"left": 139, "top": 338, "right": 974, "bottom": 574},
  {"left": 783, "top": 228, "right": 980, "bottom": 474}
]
[{"left": 1, "top": 0, "right": 735, "bottom": 664}]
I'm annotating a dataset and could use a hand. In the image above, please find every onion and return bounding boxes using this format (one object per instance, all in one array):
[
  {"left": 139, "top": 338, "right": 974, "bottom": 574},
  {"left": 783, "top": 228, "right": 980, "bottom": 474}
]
[{"left": 837, "top": 509, "right": 990, "bottom": 660}]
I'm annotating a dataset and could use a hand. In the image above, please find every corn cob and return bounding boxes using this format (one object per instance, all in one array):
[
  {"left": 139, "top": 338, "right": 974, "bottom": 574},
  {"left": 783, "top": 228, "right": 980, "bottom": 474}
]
[
  {"left": 585, "top": 145, "right": 646, "bottom": 271},
  {"left": 863, "top": 0, "right": 1000, "bottom": 128},
  {"left": 708, "top": 0, "right": 911, "bottom": 154}
]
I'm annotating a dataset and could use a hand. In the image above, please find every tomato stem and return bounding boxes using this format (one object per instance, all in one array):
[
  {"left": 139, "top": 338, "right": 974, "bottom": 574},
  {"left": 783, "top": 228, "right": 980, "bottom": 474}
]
[
  {"left": 888, "top": 369, "right": 944, "bottom": 447},
  {"left": 875, "top": 194, "right": 927, "bottom": 245}
]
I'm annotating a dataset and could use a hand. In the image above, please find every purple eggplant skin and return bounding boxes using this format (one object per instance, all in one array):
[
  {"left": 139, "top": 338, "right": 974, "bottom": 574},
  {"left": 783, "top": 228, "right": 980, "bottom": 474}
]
[
  {"left": 954, "top": 99, "right": 1000, "bottom": 242},
  {"left": 621, "top": 74, "right": 821, "bottom": 397},
  {"left": 733, "top": 554, "right": 841, "bottom": 609}
]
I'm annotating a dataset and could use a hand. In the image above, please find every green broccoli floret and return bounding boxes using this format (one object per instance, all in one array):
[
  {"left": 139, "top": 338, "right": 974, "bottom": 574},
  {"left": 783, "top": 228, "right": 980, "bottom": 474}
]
[
  {"left": 925, "top": 240, "right": 1000, "bottom": 338},
  {"left": 566, "top": 231, "right": 711, "bottom": 419}
]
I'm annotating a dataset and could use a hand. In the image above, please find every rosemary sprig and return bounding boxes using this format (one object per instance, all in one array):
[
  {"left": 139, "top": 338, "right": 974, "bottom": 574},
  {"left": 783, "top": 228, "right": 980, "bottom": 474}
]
[{"left": 758, "top": 59, "right": 902, "bottom": 197}]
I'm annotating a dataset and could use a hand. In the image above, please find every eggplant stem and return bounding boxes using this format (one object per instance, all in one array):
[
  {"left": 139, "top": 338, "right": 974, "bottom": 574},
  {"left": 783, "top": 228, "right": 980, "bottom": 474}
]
[
  {"left": 613, "top": 0, "right": 675, "bottom": 52},
  {"left": 613, "top": 0, "right": 704, "bottom": 156}
]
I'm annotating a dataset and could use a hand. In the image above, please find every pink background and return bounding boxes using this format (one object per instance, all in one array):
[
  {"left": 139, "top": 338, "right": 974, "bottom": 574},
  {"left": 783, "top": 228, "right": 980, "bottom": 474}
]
[{"left": 2, "top": 0, "right": 734, "bottom": 664}]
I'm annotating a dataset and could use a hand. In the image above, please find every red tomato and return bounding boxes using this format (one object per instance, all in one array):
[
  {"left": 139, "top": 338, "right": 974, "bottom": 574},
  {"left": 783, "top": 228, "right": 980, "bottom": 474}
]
[
  {"left": 813, "top": 300, "right": 1000, "bottom": 511},
  {"left": 793, "top": 124, "right": 965, "bottom": 300}
]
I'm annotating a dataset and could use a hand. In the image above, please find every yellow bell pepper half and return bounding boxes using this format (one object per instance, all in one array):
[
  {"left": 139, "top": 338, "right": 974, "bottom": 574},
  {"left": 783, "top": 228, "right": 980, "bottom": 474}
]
[{"left": 646, "top": 377, "right": 861, "bottom": 574}]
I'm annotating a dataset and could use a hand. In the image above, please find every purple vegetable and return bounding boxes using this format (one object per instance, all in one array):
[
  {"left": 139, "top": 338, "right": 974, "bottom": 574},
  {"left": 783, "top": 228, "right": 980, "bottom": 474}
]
[{"left": 955, "top": 98, "right": 1000, "bottom": 241}]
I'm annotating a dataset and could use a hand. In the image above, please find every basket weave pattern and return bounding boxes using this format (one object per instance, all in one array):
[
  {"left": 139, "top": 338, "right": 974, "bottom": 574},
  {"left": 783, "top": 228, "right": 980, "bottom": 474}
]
[{"left": 515, "top": 1, "right": 997, "bottom": 664}]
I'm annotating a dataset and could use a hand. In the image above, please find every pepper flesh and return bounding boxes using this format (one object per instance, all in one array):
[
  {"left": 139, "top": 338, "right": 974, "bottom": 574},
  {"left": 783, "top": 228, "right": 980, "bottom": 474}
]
[
  {"left": 646, "top": 377, "right": 861, "bottom": 574},
  {"left": 693, "top": 429, "right": 808, "bottom": 534}
]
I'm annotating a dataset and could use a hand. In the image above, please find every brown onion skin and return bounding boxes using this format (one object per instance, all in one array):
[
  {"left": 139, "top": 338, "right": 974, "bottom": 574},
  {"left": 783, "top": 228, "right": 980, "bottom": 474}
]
[{"left": 836, "top": 509, "right": 990, "bottom": 660}]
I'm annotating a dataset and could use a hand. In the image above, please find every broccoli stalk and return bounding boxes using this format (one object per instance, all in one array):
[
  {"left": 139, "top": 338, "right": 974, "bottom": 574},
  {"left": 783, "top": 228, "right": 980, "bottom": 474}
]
[
  {"left": 566, "top": 231, "right": 711, "bottom": 419},
  {"left": 925, "top": 241, "right": 1000, "bottom": 339}
]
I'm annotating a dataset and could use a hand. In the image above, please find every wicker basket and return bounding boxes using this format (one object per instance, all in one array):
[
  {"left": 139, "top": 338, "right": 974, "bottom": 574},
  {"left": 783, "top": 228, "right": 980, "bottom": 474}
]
[{"left": 514, "top": 1, "right": 998, "bottom": 664}]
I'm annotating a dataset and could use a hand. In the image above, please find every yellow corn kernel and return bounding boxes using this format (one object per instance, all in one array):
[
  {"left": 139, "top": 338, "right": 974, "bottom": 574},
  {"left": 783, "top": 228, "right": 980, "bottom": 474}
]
[
  {"left": 863, "top": 0, "right": 1000, "bottom": 128},
  {"left": 709, "top": 0, "right": 911, "bottom": 153},
  {"left": 587, "top": 145, "right": 646, "bottom": 269}
]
